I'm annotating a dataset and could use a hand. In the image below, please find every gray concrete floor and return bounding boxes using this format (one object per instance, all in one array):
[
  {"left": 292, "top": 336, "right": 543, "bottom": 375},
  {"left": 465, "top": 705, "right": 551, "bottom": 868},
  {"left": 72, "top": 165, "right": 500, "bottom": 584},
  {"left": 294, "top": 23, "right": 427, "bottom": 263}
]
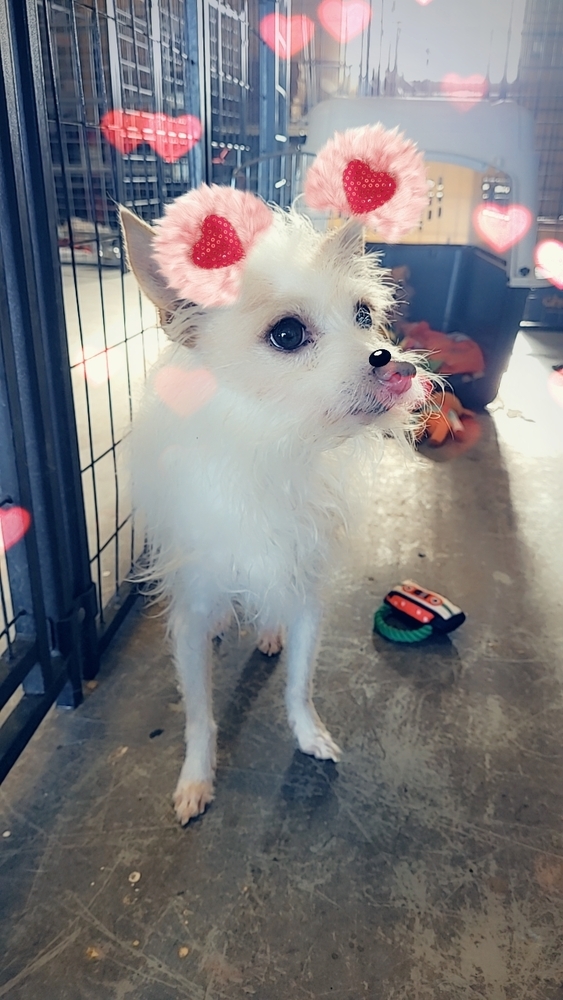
[{"left": 1, "top": 330, "right": 563, "bottom": 999}]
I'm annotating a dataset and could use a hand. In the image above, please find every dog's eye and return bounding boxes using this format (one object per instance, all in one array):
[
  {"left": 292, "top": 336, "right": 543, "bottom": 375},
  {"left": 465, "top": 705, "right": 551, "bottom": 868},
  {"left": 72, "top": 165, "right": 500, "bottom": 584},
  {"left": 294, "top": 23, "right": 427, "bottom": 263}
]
[
  {"left": 355, "top": 302, "right": 372, "bottom": 329},
  {"left": 269, "top": 317, "right": 307, "bottom": 352}
]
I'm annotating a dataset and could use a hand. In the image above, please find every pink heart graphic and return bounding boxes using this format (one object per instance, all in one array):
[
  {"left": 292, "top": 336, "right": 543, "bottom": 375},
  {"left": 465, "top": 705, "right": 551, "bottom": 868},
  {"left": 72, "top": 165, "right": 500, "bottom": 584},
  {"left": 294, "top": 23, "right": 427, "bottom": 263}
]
[
  {"left": 534, "top": 239, "right": 563, "bottom": 289},
  {"left": 0, "top": 506, "right": 31, "bottom": 553},
  {"left": 317, "top": 0, "right": 372, "bottom": 42},
  {"left": 191, "top": 215, "right": 245, "bottom": 270},
  {"left": 343, "top": 160, "right": 397, "bottom": 214},
  {"left": 154, "top": 367, "right": 217, "bottom": 418},
  {"left": 440, "top": 74, "right": 487, "bottom": 112},
  {"left": 548, "top": 370, "right": 563, "bottom": 409},
  {"left": 414, "top": 0, "right": 433, "bottom": 5},
  {"left": 101, "top": 110, "right": 202, "bottom": 163},
  {"left": 259, "top": 14, "right": 315, "bottom": 56},
  {"left": 473, "top": 204, "right": 533, "bottom": 254}
]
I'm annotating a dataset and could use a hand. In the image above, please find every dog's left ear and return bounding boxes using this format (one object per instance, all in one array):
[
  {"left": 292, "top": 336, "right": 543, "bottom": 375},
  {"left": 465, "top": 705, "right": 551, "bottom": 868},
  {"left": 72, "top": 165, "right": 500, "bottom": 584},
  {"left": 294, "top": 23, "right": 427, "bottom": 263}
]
[
  {"left": 305, "top": 123, "right": 428, "bottom": 242},
  {"left": 120, "top": 207, "right": 177, "bottom": 313}
]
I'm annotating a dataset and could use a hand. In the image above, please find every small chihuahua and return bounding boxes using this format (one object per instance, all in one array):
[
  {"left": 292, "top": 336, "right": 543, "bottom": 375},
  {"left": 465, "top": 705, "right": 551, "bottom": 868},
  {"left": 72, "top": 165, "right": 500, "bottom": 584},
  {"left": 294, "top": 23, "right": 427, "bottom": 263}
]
[{"left": 121, "top": 124, "right": 429, "bottom": 824}]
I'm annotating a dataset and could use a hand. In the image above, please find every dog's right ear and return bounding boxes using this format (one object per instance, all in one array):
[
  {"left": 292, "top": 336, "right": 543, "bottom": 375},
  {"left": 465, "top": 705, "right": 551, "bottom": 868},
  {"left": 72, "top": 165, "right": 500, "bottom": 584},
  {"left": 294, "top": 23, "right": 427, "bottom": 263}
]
[{"left": 120, "top": 206, "right": 176, "bottom": 314}]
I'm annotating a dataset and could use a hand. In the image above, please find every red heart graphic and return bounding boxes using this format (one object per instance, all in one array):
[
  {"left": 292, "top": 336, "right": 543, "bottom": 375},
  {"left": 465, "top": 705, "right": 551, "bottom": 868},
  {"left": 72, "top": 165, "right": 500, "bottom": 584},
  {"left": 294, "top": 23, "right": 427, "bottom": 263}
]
[
  {"left": 101, "top": 110, "right": 202, "bottom": 163},
  {"left": 154, "top": 367, "right": 217, "bottom": 418},
  {"left": 191, "top": 215, "right": 245, "bottom": 270},
  {"left": 0, "top": 506, "right": 31, "bottom": 553},
  {"left": 317, "top": 0, "right": 371, "bottom": 42},
  {"left": 259, "top": 14, "right": 315, "bottom": 56},
  {"left": 343, "top": 160, "right": 397, "bottom": 214},
  {"left": 440, "top": 74, "right": 487, "bottom": 112},
  {"left": 473, "top": 204, "right": 533, "bottom": 254},
  {"left": 534, "top": 239, "right": 563, "bottom": 290}
]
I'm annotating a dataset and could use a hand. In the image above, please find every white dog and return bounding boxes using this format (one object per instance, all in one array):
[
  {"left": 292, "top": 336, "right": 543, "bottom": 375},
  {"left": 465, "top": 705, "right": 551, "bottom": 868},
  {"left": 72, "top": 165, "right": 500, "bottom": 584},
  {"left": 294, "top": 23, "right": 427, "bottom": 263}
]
[{"left": 121, "top": 124, "right": 429, "bottom": 824}]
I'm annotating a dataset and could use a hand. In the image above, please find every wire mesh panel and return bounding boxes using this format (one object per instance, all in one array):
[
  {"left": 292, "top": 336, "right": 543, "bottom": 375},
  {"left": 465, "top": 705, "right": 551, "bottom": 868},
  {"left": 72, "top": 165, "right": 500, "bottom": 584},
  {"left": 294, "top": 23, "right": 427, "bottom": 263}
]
[
  {"left": 36, "top": 0, "right": 201, "bottom": 640},
  {"left": 231, "top": 149, "right": 316, "bottom": 206},
  {"left": 204, "top": 0, "right": 253, "bottom": 183}
]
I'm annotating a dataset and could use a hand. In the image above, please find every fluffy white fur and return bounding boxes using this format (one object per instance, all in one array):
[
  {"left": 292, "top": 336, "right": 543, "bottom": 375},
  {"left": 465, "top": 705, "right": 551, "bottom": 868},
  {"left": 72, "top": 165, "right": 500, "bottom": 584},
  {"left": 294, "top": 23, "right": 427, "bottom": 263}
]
[{"left": 122, "top": 206, "right": 427, "bottom": 825}]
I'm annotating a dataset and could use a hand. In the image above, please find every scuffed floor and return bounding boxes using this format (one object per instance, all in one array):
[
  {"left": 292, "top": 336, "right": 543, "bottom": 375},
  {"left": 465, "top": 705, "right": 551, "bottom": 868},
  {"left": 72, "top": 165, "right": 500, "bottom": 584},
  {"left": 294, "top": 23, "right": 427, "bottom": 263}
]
[{"left": 1, "top": 330, "right": 562, "bottom": 999}]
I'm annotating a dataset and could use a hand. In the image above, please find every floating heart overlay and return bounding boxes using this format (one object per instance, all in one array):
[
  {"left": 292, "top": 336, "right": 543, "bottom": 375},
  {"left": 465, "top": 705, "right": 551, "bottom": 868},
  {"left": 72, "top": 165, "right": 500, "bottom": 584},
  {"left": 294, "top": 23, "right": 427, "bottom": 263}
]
[
  {"left": 534, "top": 239, "right": 563, "bottom": 289},
  {"left": 191, "top": 215, "right": 245, "bottom": 270},
  {"left": 0, "top": 506, "right": 31, "bottom": 553},
  {"left": 440, "top": 74, "right": 487, "bottom": 112},
  {"left": 317, "top": 0, "right": 372, "bottom": 42},
  {"left": 101, "top": 110, "right": 202, "bottom": 163},
  {"left": 73, "top": 345, "right": 125, "bottom": 387},
  {"left": 259, "top": 14, "right": 315, "bottom": 56},
  {"left": 548, "top": 370, "right": 563, "bottom": 409},
  {"left": 343, "top": 160, "right": 397, "bottom": 214},
  {"left": 473, "top": 204, "right": 533, "bottom": 254},
  {"left": 154, "top": 367, "right": 217, "bottom": 418}
]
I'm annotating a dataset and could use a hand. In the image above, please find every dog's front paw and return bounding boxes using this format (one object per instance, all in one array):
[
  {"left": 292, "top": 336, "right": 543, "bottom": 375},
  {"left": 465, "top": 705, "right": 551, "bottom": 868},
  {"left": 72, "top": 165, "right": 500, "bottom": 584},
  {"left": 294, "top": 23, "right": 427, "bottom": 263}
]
[
  {"left": 297, "top": 725, "right": 341, "bottom": 762},
  {"left": 257, "top": 630, "right": 283, "bottom": 656},
  {"left": 173, "top": 779, "right": 214, "bottom": 826}
]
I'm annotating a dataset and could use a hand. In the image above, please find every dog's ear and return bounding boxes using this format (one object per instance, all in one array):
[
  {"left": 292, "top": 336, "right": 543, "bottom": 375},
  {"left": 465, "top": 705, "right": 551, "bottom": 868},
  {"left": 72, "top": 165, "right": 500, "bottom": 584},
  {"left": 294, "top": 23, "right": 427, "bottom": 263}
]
[
  {"left": 120, "top": 207, "right": 176, "bottom": 314},
  {"left": 323, "top": 218, "right": 366, "bottom": 264},
  {"left": 151, "top": 185, "right": 274, "bottom": 308},
  {"left": 304, "top": 123, "right": 428, "bottom": 242}
]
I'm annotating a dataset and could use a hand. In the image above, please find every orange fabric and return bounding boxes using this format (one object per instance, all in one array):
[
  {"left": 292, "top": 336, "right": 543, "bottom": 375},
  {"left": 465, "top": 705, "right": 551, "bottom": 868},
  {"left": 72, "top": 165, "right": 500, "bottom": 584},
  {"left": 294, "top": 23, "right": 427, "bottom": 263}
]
[{"left": 400, "top": 321, "right": 485, "bottom": 376}]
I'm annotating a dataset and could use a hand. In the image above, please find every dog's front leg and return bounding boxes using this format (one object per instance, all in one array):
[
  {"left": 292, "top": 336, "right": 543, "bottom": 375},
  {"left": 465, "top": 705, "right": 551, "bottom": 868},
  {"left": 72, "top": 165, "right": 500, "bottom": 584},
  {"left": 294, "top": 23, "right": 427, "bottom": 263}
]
[
  {"left": 171, "top": 609, "right": 216, "bottom": 825},
  {"left": 285, "top": 602, "right": 341, "bottom": 762}
]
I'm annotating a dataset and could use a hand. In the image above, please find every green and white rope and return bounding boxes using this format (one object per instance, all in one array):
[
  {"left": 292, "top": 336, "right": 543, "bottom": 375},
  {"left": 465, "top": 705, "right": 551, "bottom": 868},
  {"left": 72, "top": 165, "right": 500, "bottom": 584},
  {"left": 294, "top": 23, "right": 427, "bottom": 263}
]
[{"left": 373, "top": 603, "right": 433, "bottom": 643}]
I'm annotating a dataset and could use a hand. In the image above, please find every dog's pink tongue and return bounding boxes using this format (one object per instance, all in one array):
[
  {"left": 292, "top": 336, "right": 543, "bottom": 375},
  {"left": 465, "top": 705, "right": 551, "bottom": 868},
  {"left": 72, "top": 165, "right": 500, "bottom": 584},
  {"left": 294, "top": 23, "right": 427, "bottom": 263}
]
[{"left": 384, "top": 372, "right": 414, "bottom": 395}]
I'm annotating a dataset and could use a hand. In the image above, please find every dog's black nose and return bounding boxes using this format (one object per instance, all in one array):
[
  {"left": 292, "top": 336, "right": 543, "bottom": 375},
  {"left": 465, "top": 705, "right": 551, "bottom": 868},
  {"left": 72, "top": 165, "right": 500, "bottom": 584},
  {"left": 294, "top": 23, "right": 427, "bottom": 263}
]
[{"left": 369, "top": 349, "right": 391, "bottom": 368}]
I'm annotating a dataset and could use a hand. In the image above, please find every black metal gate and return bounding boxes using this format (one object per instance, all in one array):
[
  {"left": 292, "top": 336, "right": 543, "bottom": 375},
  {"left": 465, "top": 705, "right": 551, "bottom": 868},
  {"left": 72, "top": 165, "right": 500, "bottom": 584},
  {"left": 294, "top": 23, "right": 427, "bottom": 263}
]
[
  {"left": 0, "top": 0, "right": 212, "bottom": 783},
  {"left": 0, "top": 0, "right": 270, "bottom": 783},
  {"left": 0, "top": 0, "right": 98, "bottom": 782}
]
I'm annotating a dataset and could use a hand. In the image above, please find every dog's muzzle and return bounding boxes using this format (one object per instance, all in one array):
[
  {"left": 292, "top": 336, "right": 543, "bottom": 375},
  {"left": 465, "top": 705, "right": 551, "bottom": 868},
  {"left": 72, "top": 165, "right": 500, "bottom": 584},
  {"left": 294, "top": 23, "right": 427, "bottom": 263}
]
[{"left": 369, "top": 351, "right": 416, "bottom": 397}]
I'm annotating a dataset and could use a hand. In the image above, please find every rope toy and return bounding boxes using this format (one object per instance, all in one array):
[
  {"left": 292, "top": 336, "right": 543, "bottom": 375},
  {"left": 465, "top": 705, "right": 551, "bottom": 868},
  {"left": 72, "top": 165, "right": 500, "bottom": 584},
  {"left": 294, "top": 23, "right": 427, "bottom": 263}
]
[{"left": 374, "top": 580, "right": 466, "bottom": 644}]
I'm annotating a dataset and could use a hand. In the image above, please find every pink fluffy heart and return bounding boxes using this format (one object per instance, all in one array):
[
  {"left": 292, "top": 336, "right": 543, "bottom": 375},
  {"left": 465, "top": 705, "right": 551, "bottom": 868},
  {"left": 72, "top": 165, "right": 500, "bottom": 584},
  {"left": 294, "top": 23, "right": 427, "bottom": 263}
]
[
  {"left": 473, "top": 204, "right": 533, "bottom": 254},
  {"left": 317, "top": 0, "right": 371, "bottom": 42}
]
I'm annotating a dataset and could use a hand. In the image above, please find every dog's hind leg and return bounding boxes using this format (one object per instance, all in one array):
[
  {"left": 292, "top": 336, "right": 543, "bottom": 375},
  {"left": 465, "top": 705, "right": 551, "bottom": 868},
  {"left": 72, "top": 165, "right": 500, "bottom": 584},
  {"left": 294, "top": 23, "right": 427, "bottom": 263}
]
[
  {"left": 170, "top": 607, "right": 216, "bottom": 825},
  {"left": 285, "top": 603, "right": 341, "bottom": 762}
]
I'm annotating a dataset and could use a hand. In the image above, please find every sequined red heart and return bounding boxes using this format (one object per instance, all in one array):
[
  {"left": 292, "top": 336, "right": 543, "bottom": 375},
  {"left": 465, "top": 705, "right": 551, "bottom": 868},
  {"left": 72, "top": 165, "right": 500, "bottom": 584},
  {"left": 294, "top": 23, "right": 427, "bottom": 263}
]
[
  {"left": 343, "top": 159, "right": 397, "bottom": 214},
  {"left": 191, "top": 215, "right": 245, "bottom": 270}
]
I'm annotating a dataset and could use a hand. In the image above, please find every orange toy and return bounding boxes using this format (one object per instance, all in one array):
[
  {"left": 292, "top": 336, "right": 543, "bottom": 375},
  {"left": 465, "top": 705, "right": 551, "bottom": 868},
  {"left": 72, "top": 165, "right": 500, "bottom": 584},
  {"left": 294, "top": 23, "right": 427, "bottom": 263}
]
[{"left": 420, "top": 391, "right": 475, "bottom": 447}]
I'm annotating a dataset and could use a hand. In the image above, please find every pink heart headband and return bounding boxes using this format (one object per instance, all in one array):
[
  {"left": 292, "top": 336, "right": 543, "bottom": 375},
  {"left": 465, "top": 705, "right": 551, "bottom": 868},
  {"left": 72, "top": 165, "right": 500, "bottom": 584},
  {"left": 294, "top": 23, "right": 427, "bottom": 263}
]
[{"left": 152, "top": 123, "right": 427, "bottom": 308}]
